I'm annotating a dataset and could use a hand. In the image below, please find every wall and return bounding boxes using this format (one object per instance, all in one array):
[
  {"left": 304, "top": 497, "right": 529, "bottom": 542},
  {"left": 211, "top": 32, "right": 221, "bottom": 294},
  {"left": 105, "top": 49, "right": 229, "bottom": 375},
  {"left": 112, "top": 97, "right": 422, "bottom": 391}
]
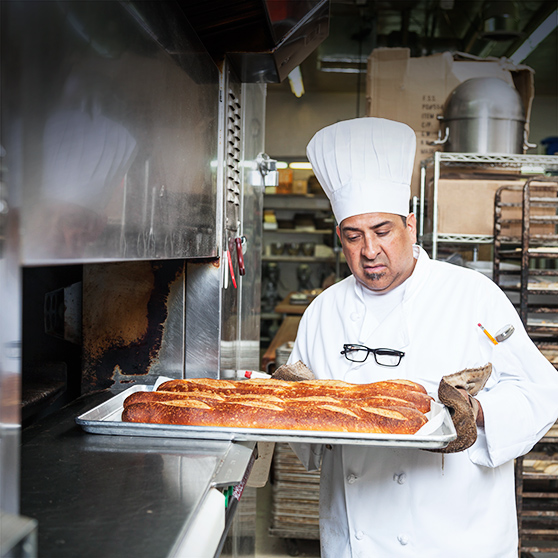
[
  {"left": 529, "top": 95, "right": 558, "bottom": 153},
  {"left": 265, "top": 89, "right": 365, "bottom": 158},
  {"left": 265, "top": 87, "right": 558, "bottom": 159}
]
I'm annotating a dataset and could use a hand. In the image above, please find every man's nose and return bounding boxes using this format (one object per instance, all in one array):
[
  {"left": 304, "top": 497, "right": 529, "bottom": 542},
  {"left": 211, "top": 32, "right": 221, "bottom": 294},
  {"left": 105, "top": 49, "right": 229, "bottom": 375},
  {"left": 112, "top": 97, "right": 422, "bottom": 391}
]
[{"left": 362, "top": 235, "right": 380, "bottom": 259}]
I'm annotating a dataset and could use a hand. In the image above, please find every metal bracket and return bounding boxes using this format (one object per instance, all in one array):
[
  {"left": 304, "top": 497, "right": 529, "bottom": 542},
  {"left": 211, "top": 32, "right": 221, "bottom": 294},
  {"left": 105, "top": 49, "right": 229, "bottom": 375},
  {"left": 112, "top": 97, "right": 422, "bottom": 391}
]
[{"left": 252, "top": 152, "right": 278, "bottom": 187}]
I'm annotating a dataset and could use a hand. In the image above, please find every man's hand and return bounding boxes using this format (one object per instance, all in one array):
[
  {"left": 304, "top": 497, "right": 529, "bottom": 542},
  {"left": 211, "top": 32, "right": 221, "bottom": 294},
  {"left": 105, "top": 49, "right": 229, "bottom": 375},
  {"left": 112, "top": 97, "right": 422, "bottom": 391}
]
[
  {"left": 434, "top": 364, "right": 491, "bottom": 453},
  {"left": 456, "top": 387, "right": 484, "bottom": 428},
  {"left": 271, "top": 360, "right": 315, "bottom": 381}
]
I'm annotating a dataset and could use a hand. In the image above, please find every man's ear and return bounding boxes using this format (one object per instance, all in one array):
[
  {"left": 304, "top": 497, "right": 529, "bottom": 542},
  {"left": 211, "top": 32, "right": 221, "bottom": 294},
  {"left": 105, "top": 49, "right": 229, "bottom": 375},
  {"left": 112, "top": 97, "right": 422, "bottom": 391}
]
[{"left": 406, "top": 213, "right": 417, "bottom": 243}]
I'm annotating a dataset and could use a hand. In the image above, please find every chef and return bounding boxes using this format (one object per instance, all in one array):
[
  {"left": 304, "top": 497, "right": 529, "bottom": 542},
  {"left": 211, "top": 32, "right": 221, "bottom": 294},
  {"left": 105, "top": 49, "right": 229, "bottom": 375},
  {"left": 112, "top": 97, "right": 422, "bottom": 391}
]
[{"left": 287, "top": 117, "right": 558, "bottom": 557}]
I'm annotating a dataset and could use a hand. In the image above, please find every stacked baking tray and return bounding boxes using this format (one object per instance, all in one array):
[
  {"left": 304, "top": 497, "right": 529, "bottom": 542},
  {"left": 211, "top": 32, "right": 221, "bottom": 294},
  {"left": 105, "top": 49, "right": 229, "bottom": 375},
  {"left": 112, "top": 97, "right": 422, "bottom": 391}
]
[
  {"left": 270, "top": 443, "right": 320, "bottom": 540},
  {"left": 518, "top": 422, "right": 558, "bottom": 554}
]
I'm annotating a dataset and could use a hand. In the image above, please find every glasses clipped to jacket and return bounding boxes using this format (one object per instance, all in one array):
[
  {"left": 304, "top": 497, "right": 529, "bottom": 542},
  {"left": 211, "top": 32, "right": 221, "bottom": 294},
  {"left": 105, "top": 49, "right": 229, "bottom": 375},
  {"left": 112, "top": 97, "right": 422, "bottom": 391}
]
[{"left": 341, "top": 344, "right": 405, "bottom": 367}]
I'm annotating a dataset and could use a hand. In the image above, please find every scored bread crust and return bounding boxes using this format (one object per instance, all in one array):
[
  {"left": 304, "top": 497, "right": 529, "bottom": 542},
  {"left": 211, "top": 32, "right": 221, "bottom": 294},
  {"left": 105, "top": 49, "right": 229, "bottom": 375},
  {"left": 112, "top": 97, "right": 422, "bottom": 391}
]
[
  {"left": 122, "top": 400, "right": 427, "bottom": 434},
  {"left": 122, "top": 378, "right": 432, "bottom": 435},
  {"left": 155, "top": 378, "right": 432, "bottom": 413}
]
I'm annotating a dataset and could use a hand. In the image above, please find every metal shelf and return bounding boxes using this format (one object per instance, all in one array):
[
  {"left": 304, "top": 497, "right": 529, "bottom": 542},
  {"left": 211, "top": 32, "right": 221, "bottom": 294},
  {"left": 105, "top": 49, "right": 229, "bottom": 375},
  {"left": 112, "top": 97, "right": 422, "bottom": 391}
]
[
  {"left": 499, "top": 249, "right": 558, "bottom": 258},
  {"left": 419, "top": 152, "right": 558, "bottom": 260},
  {"left": 263, "top": 194, "right": 332, "bottom": 211},
  {"left": 263, "top": 229, "right": 332, "bottom": 235},
  {"left": 263, "top": 255, "right": 345, "bottom": 264},
  {"left": 421, "top": 233, "right": 493, "bottom": 244},
  {"left": 422, "top": 152, "right": 558, "bottom": 168}
]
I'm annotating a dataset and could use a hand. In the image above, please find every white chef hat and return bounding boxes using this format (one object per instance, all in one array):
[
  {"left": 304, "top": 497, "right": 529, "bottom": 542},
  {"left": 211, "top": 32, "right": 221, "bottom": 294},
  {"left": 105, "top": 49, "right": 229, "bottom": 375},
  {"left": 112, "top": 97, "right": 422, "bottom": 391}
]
[{"left": 306, "top": 117, "right": 416, "bottom": 224}]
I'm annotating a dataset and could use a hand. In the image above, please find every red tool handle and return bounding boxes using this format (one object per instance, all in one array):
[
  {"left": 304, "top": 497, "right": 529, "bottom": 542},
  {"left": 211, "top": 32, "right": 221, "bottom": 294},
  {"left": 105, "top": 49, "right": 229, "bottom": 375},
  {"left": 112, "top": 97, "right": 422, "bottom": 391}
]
[{"left": 235, "top": 237, "right": 245, "bottom": 276}]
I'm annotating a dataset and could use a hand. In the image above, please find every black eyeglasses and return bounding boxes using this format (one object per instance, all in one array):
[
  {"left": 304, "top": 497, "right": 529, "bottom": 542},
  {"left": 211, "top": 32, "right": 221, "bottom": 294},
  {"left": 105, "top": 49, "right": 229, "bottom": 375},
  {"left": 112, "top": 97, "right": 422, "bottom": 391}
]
[{"left": 341, "top": 344, "right": 405, "bottom": 367}]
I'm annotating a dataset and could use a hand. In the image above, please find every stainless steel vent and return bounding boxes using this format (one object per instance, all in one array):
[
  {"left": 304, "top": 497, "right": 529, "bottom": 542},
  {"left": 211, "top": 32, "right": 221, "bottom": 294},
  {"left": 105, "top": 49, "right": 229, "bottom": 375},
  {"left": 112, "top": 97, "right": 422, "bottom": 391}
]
[{"left": 225, "top": 87, "right": 242, "bottom": 232}]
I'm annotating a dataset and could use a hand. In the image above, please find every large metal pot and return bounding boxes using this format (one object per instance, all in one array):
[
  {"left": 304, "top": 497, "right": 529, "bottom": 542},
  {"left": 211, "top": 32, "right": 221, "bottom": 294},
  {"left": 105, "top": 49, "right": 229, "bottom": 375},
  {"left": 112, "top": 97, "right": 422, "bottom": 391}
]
[{"left": 432, "top": 77, "right": 535, "bottom": 153}]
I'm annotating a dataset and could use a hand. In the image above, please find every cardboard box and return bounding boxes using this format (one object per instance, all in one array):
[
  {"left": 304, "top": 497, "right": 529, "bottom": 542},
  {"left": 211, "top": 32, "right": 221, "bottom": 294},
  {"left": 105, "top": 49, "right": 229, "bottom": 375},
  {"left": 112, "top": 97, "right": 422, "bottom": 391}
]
[
  {"left": 429, "top": 178, "right": 555, "bottom": 237},
  {"left": 291, "top": 179, "right": 308, "bottom": 194},
  {"left": 366, "top": 48, "right": 535, "bottom": 196}
]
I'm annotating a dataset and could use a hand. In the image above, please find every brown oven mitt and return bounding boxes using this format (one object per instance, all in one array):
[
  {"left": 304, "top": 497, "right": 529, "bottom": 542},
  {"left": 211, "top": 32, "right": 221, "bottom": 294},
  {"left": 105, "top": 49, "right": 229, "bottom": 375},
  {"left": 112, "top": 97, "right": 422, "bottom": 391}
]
[
  {"left": 434, "top": 363, "right": 492, "bottom": 453},
  {"left": 271, "top": 360, "right": 315, "bottom": 382}
]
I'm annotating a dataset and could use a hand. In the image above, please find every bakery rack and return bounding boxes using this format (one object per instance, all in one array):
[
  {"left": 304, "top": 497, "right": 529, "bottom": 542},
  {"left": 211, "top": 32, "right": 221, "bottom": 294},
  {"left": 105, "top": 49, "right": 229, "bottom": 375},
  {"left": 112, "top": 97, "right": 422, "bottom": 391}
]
[
  {"left": 492, "top": 176, "right": 558, "bottom": 556},
  {"left": 516, "top": 425, "right": 558, "bottom": 557},
  {"left": 493, "top": 176, "right": 558, "bottom": 369},
  {"left": 269, "top": 443, "right": 321, "bottom": 542}
]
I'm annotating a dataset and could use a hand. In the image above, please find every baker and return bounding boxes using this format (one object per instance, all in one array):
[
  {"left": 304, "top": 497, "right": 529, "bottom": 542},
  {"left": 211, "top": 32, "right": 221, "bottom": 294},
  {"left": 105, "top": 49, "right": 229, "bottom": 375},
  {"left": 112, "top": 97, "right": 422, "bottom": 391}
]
[{"left": 287, "top": 117, "right": 558, "bottom": 557}]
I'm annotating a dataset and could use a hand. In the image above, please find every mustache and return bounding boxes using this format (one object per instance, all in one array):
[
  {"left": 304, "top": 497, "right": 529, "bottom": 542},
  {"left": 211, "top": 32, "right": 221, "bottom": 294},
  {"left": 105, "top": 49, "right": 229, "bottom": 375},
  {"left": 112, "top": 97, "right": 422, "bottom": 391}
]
[{"left": 361, "top": 256, "right": 386, "bottom": 266}]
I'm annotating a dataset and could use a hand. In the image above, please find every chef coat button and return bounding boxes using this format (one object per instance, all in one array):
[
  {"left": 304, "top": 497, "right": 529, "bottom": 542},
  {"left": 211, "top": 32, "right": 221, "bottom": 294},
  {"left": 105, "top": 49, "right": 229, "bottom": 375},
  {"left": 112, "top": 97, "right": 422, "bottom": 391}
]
[
  {"left": 397, "top": 534, "right": 409, "bottom": 545},
  {"left": 350, "top": 312, "right": 360, "bottom": 322},
  {"left": 393, "top": 472, "right": 407, "bottom": 484},
  {"left": 355, "top": 531, "right": 364, "bottom": 540},
  {"left": 346, "top": 474, "right": 357, "bottom": 484}
]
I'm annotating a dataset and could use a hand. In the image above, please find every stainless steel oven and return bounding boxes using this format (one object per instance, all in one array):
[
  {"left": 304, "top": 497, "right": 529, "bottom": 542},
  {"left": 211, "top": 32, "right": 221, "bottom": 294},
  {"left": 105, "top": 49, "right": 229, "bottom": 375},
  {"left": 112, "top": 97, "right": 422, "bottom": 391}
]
[{"left": 0, "top": 2, "right": 328, "bottom": 556}]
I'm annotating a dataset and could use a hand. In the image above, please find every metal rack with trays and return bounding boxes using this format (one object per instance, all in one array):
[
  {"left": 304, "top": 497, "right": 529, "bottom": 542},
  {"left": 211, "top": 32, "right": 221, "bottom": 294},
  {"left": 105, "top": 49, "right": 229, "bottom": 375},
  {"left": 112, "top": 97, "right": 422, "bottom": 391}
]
[
  {"left": 493, "top": 176, "right": 558, "bottom": 369},
  {"left": 262, "top": 193, "right": 341, "bottom": 262},
  {"left": 260, "top": 193, "right": 344, "bottom": 346},
  {"left": 261, "top": 194, "right": 347, "bottom": 307},
  {"left": 515, "top": 425, "right": 558, "bottom": 557},
  {"left": 419, "top": 152, "right": 558, "bottom": 260},
  {"left": 492, "top": 176, "right": 558, "bottom": 557}
]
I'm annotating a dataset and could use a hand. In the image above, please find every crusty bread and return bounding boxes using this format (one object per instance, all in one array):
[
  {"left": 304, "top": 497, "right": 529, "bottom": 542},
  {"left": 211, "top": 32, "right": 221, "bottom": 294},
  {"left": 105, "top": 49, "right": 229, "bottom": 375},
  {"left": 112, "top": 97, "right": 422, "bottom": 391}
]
[
  {"left": 154, "top": 378, "right": 433, "bottom": 413},
  {"left": 122, "top": 378, "right": 432, "bottom": 435}
]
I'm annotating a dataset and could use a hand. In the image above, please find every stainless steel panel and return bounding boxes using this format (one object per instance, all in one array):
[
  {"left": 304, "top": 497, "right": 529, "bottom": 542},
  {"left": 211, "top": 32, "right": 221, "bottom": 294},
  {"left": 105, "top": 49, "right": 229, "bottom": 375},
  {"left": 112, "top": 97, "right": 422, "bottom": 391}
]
[
  {"left": 4, "top": 1, "right": 219, "bottom": 264},
  {"left": 182, "top": 61, "right": 267, "bottom": 380},
  {"left": 238, "top": 83, "right": 267, "bottom": 372},
  {"left": 21, "top": 391, "right": 256, "bottom": 558},
  {"left": 0, "top": 149, "right": 21, "bottom": 516},
  {"left": 220, "top": 66, "right": 244, "bottom": 373},
  {"left": 76, "top": 386, "right": 457, "bottom": 449},
  {"left": 185, "top": 261, "right": 222, "bottom": 379}
]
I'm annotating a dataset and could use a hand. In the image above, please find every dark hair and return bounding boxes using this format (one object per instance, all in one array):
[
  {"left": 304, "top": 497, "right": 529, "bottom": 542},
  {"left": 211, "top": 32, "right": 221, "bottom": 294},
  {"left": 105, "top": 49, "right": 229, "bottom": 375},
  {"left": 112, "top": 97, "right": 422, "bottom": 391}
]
[{"left": 400, "top": 215, "right": 407, "bottom": 226}]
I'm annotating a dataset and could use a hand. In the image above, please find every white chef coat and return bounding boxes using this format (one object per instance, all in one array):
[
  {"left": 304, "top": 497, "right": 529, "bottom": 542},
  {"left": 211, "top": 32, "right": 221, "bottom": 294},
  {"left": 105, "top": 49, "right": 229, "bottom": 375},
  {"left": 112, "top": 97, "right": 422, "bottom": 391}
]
[{"left": 288, "top": 245, "right": 558, "bottom": 558}]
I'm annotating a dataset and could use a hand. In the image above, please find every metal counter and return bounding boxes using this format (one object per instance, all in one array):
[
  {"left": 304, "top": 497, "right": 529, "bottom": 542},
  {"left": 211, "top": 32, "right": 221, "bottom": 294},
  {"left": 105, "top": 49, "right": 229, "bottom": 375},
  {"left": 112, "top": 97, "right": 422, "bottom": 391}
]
[{"left": 20, "top": 392, "right": 255, "bottom": 558}]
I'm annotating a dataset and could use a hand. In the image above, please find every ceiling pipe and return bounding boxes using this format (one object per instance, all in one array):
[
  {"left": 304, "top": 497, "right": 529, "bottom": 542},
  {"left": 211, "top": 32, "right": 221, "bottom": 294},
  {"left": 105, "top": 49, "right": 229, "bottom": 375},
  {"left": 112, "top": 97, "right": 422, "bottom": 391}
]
[
  {"left": 505, "top": 2, "right": 558, "bottom": 63},
  {"left": 463, "top": 0, "right": 556, "bottom": 60}
]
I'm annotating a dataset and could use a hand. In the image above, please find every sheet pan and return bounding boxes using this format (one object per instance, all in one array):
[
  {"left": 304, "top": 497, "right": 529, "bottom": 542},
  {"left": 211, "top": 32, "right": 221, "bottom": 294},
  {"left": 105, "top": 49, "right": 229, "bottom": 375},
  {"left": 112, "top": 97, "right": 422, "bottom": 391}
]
[{"left": 76, "top": 385, "right": 457, "bottom": 449}]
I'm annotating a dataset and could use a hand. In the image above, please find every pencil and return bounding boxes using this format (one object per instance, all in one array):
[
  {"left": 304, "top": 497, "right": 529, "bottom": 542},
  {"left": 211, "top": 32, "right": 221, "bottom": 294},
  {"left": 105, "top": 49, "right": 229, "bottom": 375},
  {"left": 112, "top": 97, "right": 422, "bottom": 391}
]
[{"left": 478, "top": 323, "right": 498, "bottom": 345}]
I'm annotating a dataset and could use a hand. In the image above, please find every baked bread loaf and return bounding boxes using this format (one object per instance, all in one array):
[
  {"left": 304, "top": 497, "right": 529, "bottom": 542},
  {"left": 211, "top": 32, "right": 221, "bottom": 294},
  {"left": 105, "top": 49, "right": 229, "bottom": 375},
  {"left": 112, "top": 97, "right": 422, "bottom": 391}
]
[{"left": 122, "top": 378, "right": 433, "bottom": 435}]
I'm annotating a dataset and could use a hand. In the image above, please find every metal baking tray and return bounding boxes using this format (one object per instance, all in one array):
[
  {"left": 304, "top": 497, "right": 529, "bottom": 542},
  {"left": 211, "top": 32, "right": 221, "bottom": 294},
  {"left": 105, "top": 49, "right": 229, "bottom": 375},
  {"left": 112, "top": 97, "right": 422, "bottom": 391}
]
[{"left": 76, "top": 385, "right": 457, "bottom": 449}]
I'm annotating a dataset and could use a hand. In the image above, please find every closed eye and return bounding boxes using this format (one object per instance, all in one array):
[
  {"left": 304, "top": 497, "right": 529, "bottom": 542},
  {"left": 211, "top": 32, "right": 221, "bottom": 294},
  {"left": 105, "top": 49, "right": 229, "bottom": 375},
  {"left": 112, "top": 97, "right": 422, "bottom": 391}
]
[{"left": 342, "top": 231, "right": 362, "bottom": 242}]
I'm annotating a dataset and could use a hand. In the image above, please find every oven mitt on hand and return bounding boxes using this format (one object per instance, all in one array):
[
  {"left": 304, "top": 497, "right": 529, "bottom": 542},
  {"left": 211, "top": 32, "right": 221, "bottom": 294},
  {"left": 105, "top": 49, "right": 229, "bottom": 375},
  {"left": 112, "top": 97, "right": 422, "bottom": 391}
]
[
  {"left": 271, "top": 360, "right": 315, "bottom": 381},
  {"left": 435, "top": 363, "right": 492, "bottom": 454}
]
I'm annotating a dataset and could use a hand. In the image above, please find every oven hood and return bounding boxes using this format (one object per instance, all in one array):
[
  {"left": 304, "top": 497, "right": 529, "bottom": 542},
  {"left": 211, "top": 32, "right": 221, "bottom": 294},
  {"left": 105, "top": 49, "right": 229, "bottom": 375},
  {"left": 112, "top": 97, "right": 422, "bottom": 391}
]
[{"left": 178, "top": 0, "right": 330, "bottom": 83}]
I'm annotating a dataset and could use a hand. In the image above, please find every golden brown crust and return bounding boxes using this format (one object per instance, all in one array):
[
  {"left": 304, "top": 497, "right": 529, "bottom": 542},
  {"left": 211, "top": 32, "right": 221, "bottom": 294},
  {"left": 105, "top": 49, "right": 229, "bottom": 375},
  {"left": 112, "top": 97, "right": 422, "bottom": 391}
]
[
  {"left": 124, "top": 390, "right": 226, "bottom": 407},
  {"left": 121, "top": 400, "right": 427, "bottom": 433},
  {"left": 122, "top": 378, "right": 432, "bottom": 434}
]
